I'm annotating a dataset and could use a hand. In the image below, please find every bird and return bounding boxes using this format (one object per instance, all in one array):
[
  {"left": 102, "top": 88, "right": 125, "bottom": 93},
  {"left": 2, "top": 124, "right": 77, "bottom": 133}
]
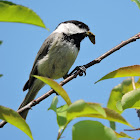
[{"left": 18, "top": 20, "right": 95, "bottom": 119}]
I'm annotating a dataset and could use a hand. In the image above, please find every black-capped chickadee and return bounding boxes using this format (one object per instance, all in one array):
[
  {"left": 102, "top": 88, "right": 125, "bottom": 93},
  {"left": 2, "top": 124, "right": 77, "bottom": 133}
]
[{"left": 19, "top": 20, "right": 95, "bottom": 119}]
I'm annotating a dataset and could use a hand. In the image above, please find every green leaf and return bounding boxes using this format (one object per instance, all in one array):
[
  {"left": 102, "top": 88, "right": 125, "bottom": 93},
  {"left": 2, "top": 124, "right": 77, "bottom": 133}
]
[
  {"left": 49, "top": 97, "right": 132, "bottom": 139},
  {"left": 0, "top": 1, "right": 46, "bottom": 29},
  {"left": 66, "top": 100, "right": 132, "bottom": 127},
  {"left": 67, "top": 100, "right": 106, "bottom": 121},
  {"left": 116, "top": 101, "right": 123, "bottom": 111},
  {"left": 96, "top": 65, "right": 140, "bottom": 83},
  {"left": 107, "top": 78, "right": 140, "bottom": 114},
  {"left": 0, "top": 40, "right": 2, "bottom": 45},
  {"left": 49, "top": 99, "right": 106, "bottom": 131},
  {"left": 115, "top": 132, "right": 134, "bottom": 139},
  {"left": 132, "top": 0, "right": 140, "bottom": 9},
  {"left": 110, "top": 121, "right": 116, "bottom": 130},
  {"left": 48, "top": 97, "right": 68, "bottom": 130},
  {"left": 57, "top": 104, "right": 68, "bottom": 130},
  {"left": 34, "top": 75, "right": 72, "bottom": 105},
  {"left": 84, "top": 108, "right": 133, "bottom": 128},
  {"left": 72, "top": 120, "right": 119, "bottom": 140},
  {"left": 0, "top": 74, "right": 3, "bottom": 77},
  {"left": 48, "top": 96, "right": 58, "bottom": 112},
  {"left": 0, "top": 105, "right": 33, "bottom": 140},
  {"left": 49, "top": 98, "right": 106, "bottom": 131},
  {"left": 121, "top": 88, "right": 140, "bottom": 110},
  {"left": 107, "top": 83, "right": 124, "bottom": 114},
  {"left": 50, "top": 98, "right": 132, "bottom": 129}
]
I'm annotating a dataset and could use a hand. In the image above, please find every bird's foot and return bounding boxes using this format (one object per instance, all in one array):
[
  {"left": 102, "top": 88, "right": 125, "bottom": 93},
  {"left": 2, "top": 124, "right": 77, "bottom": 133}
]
[
  {"left": 64, "top": 65, "right": 87, "bottom": 78},
  {"left": 76, "top": 66, "right": 86, "bottom": 76}
]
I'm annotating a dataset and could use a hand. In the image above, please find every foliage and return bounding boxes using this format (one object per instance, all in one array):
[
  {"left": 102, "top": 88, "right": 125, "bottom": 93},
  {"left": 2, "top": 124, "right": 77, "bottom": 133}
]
[
  {"left": 0, "top": 106, "right": 33, "bottom": 140},
  {"left": 72, "top": 120, "right": 119, "bottom": 140},
  {"left": 0, "top": 0, "right": 140, "bottom": 140},
  {"left": 107, "top": 78, "right": 140, "bottom": 113},
  {"left": 48, "top": 96, "right": 133, "bottom": 140},
  {"left": 96, "top": 65, "right": 140, "bottom": 83},
  {"left": 41, "top": 65, "right": 140, "bottom": 139},
  {"left": 0, "top": 0, "right": 46, "bottom": 29},
  {"left": 132, "top": 0, "right": 140, "bottom": 9},
  {"left": 33, "top": 75, "right": 72, "bottom": 105}
]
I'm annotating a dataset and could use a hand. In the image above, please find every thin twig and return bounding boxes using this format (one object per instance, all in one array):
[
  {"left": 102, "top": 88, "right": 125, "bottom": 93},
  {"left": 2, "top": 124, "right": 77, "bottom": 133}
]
[
  {"left": 132, "top": 77, "right": 136, "bottom": 90},
  {"left": 57, "top": 122, "right": 69, "bottom": 140},
  {"left": 124, "top": 128, "right": 140, "bottom": 131},
  {"left": 0, "top": 33, "right": 140, "bottom": 128},
  {"left": 84, "top": 33, "right": 140, "bottom": 69}
]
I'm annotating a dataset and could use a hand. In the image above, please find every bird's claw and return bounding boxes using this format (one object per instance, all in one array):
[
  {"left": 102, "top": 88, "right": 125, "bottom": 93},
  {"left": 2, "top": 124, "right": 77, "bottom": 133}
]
[
  {"left": 78, "top": 66, "right": 86, "bottom": 76},
  {"left": 65, "top": 65, "right": 86, "bottom": 78}
]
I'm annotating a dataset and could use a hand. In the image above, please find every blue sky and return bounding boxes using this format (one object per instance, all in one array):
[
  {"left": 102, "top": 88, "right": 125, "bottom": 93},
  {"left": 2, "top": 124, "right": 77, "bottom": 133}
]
[{"left": 0, "top": 0, "right": 140, "bottom": 139}]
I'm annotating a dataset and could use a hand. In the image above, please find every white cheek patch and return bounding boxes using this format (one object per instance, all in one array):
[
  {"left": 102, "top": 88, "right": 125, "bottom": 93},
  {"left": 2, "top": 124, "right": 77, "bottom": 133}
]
[{"left": 54, "top": 23, "right": 87, "bottom": 34}]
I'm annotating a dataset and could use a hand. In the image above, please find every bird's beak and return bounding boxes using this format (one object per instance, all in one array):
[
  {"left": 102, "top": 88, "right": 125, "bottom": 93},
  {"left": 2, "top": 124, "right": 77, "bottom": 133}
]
[{"left": 86, "top": 31, "right": 95, "bottom": 45}]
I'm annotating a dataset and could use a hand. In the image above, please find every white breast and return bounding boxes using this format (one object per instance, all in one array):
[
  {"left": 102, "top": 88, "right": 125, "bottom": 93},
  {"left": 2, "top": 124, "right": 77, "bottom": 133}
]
[{"left": 37, "top": 38, "right": 79, "bottom": 79}]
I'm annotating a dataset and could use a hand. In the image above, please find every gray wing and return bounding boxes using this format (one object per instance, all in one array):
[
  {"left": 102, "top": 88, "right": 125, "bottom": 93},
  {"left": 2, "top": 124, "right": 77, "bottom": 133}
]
[{"left": 23, "top": 33, "right": 56, "bottom": 91}]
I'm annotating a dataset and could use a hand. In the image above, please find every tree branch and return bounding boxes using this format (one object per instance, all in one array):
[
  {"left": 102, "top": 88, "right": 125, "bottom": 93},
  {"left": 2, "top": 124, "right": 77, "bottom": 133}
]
[
  {"left": 0, "top": 33, "right": 140, "bottom": 128},
  {"left": 124, "top": 128, "right": 140, "bottom": 131}
]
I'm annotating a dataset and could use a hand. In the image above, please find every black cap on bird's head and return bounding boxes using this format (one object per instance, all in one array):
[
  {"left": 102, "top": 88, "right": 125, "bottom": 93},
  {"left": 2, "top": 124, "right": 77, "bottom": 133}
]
[{"left": 55, "top": 20, "right": 89, "bottom": 34}]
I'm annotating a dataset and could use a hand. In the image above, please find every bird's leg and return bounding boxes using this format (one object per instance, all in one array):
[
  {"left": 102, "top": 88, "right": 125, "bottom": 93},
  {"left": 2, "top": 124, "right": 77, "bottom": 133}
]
[
  {"left": 63, "top": 72, "right": 69, "bottom": 79},
  {"left": 64, "top": 65, "right": 86, "bottom": 79}
]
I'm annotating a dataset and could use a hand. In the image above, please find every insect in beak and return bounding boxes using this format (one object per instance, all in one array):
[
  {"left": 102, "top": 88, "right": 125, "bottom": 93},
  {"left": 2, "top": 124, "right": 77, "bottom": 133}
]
[{"left": 86, "top": 31, "right": 96, "bottom": 45}]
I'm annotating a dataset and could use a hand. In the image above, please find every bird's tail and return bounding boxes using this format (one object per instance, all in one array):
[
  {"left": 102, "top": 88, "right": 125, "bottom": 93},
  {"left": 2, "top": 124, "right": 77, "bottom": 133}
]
[{"left": 18, "top": 79, "right": 44, "bottom": 119}]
